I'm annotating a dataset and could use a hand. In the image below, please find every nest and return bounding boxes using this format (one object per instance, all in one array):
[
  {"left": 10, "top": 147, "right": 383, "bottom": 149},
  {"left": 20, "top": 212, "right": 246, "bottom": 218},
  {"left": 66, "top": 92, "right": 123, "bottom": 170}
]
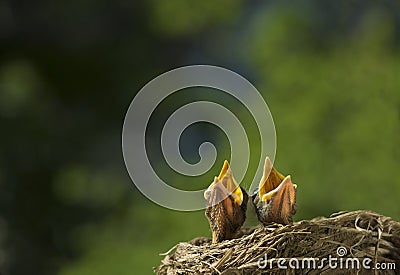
[{"left": 156, "top": 211, "right": 400, "bottom": 274}]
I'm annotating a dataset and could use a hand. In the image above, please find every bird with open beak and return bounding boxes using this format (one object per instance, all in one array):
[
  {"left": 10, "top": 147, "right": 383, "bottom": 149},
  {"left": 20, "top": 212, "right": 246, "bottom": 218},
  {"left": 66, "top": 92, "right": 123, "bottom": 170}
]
[
  {"left": 204, "top": 160, "right": 248, "bottom": 243},
  {"left": 252, "top": 157, "right": 297, "bottom": 225}
]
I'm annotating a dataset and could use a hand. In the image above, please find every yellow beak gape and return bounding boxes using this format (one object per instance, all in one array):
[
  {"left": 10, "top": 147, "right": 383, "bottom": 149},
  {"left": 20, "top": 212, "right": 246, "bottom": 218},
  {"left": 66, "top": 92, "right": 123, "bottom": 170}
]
[
  {"left": 204, "top": 160, "right": 243, "bottom": 205},
  {"left": 217, "top": 160, "right": 230, "bottom": 181},
  {"left": 259, "top": 157, "right": 285, "bottom": 203}
]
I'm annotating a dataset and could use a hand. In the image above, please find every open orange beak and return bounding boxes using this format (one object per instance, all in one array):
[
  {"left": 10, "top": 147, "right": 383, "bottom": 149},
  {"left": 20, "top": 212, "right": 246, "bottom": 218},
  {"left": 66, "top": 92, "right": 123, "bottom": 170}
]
[
  {"left": 257, "top": 157, "right": 297, "bottom": 224},
  {"left": 259, "top": 157, "right": 297, "bottom": 203},
  {"left": 204, "top": 160, "right": 243, "bottom": 206}
]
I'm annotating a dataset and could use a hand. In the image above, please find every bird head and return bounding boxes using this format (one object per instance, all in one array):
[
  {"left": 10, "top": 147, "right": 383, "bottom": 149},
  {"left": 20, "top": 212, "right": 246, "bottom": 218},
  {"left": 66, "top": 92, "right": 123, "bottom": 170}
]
[
  {"left": 204, "top": 160, "right": 243, "bottom": 207},
  {"left": 254, "top": 157, "right": 297, "bottom": 225},
  {"left": 204, "top": 160, "right": 248, "bottom": 243}
]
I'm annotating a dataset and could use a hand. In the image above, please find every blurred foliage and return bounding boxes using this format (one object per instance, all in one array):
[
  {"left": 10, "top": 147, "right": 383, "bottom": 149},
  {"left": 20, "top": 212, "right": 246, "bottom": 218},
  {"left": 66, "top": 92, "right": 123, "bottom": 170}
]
[
  {"left": 250, "top": 2, "right": 400, "bottom": 220},
  {"left": 0, "top": 0, "right": 399, "bottom": 275},
  {"left": 147, "top": 0, "right": 243, "bottom": 36}
]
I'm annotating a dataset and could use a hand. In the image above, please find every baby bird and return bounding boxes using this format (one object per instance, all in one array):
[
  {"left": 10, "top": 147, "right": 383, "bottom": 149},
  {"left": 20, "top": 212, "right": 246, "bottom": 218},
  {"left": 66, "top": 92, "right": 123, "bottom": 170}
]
[
  {"left": 252, "top": 157, "right": 297, "bottom": 225},
  {"left": 204, "top": 160, "right": 248, "bottom": 243}
]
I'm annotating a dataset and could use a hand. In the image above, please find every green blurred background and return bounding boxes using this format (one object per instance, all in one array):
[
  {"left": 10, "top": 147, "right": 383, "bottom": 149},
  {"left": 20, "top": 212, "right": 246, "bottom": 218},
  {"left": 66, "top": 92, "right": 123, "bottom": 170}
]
[{"left": 1, "top": 1, "right": 399, "bottom": 274}]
